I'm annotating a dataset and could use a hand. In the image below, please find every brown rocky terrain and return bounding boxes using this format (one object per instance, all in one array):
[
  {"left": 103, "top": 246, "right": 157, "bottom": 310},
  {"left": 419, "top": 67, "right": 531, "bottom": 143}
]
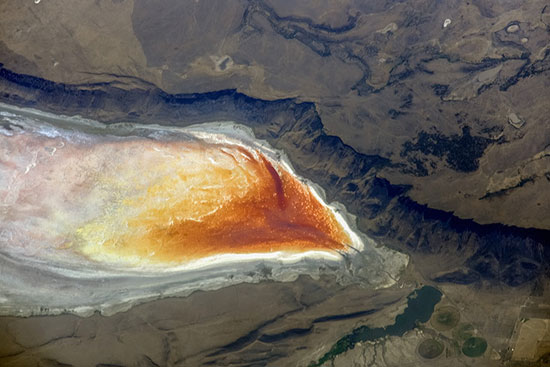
[{"left": 1, "top": 0, "right": 549, "bottom": 366}]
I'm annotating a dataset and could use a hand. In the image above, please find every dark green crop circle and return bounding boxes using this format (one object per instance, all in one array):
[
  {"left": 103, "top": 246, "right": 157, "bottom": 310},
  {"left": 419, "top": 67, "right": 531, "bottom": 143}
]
[{"left": 462, "top": 337, "right": 487, "bottom": 357}]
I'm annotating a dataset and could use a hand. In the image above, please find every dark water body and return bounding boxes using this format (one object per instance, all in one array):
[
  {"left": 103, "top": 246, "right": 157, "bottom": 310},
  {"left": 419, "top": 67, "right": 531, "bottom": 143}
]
[{"left": 311, "top": 286, "right": 442, "bottom": 366}]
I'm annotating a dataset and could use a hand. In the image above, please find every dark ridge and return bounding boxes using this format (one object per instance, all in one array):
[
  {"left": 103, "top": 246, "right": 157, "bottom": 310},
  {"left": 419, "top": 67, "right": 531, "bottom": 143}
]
[
  {"left": 388, "top": 68, "right": 415, "bottom": 85},
  {"left": 460, "top": 57, "right": 503, "bottom": 73},
  {"left": 258, "top": 327, "right": 312, "bottom": 343},
  {"left": 397, "top": 196, "right": 549, "bottom": 244},
  {"left": 501, "top": 49, "right": 550, "bottom": 91},
  {"left": 206, "top": 354, "right": 285, "bottom": 367},
  {"left": 309, "top": 134, "right": 391, "bottom": 174},
  {"left": 477, "top": 82, "right": 495, "bottom": 95},
  {"left": 159, "top": 89, "right": 239, "bottom": 104},
  {"left": 394, "top": 197, "right": 547, "bottom": 285},
  {"left": 242, "top": 2, "right": 335, "bottom": 58},
  {"left": 0, "top": 64, "right": 549, "bottom": 287},
  {"left": 209, "top": 309, "right": 382, "bottom": 355},
  {"left": 253, "top": 1, "right": 358, "bottom": 35},
  {"left": 513, "top": 48, "right": 550, "bottom": 81},
  {"left": 206, "top": 304, "right": 304, "bottom": 357},
  {"left": 0, "top": 67, "right": 118, "bottom": 91},
  {"left": 239, "top": 1, "right": 373, "bottom": 80},
  {"left": 479, "top": 176, "right": 536, "bottom": 200},
  {"left": 0, "top": 67, "right": 59, "bottom": 92},
  {"left": 312, "top": 308, "right": 377, "bottom": 323},
  {"left": 206, "top": 317, "right": 277, "bottom": 357},
  {"left": 432, "top": 268, "right": 481, "bottom": 284}
]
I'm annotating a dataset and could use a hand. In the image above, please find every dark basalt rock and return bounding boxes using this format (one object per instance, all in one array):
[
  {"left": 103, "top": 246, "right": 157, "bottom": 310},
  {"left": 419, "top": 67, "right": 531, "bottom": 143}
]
[
  {"left": 401, "top": 126, "right": 492, "bottom": 174},
  {"left": 501, "top": 49, "right": 550, "bottom": 91},
  {"left": 0, "top": 64, "right": 548, "bottom": 287},
  {"left": 433, "top": 268, "right": 481, "bottom": 285},
  {"left": 431, "top": 84, "right": 449, "bottom": 97}
]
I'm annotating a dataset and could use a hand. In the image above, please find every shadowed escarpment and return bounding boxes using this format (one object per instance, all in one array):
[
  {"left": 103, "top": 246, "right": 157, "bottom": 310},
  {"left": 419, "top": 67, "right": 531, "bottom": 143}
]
[{"left": 0, "top": 64, "right": 548, "bottom": 287}]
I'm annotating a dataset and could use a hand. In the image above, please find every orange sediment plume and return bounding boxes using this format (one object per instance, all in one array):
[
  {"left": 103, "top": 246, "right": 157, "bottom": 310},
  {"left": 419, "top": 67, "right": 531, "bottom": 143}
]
[{"left": 74, "top": 139, "right": 351, "bottom": 264}]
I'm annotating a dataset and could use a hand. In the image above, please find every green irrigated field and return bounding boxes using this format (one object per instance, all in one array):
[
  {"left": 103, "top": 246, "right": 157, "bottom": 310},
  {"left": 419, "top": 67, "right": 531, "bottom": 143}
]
[
  {"left": 418, "top": 339, "right": 444, "bottom": 359},
  {"left": 431, "top": 306, "right": 460, "bottom": 331},
  {"left": 462, "top": 337, "right": 487, "bottom": 357}
]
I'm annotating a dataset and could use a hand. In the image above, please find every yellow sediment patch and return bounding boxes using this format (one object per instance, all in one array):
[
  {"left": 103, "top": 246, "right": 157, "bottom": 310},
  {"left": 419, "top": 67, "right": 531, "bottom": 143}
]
[{"left": 72, "top": 139, "right": 352, "bottom": 265}]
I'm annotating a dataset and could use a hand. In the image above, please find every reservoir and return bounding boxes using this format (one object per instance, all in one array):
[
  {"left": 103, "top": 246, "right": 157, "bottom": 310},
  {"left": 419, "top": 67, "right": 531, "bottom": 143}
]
[{"left": 312, "top": 286, "right": 443, "bottom": 366}]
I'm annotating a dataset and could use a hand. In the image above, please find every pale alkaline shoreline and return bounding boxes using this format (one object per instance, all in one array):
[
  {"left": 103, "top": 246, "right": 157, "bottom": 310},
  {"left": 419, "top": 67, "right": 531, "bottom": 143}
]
[{"left": 0, "top": 103, "right": 409, "bottom": 317}]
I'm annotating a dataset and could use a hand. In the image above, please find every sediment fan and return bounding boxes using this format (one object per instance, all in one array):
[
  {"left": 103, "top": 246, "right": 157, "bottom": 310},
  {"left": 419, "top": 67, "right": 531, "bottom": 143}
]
[{"left": 0, "top": 104, "right": 408, "bottom": 316}]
